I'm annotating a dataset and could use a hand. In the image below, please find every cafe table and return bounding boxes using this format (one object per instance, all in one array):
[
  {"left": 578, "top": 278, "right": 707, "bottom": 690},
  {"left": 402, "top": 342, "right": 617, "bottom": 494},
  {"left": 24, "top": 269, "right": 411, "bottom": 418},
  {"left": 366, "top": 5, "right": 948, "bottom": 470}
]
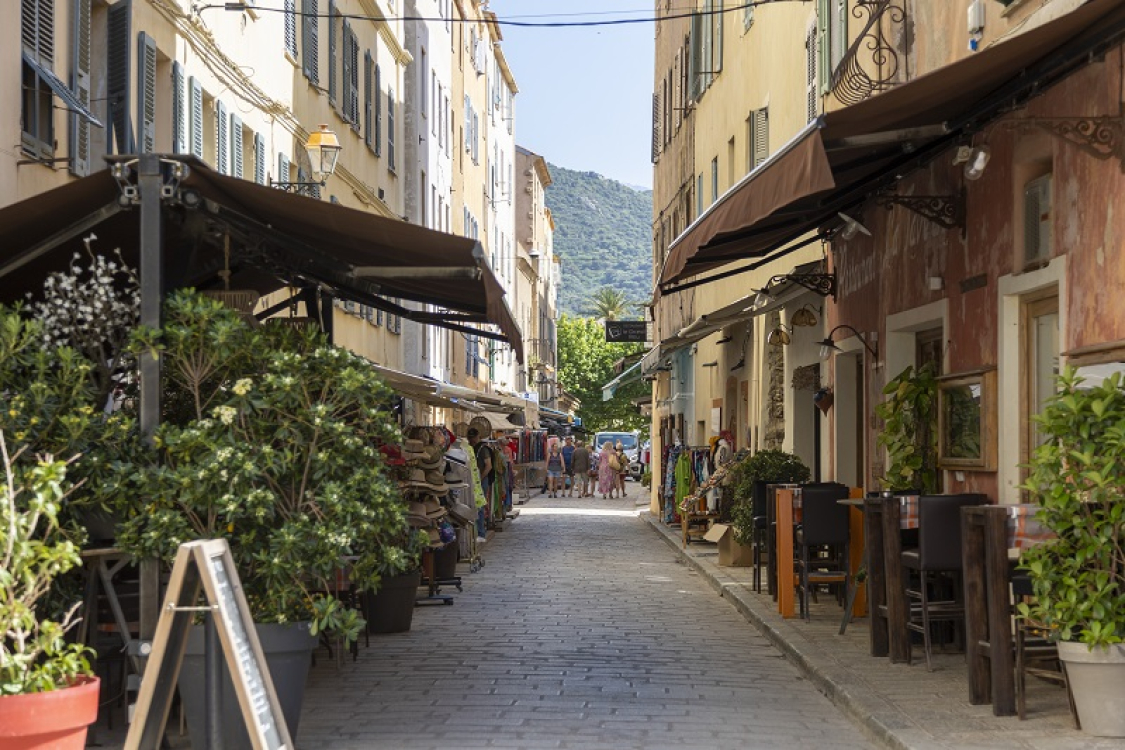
[
  {"left": 862, "top": 493, "right": 920, "bottom": 662},
  {"left": 961, "top": 504, "right": 1053, "bottom": 716}
]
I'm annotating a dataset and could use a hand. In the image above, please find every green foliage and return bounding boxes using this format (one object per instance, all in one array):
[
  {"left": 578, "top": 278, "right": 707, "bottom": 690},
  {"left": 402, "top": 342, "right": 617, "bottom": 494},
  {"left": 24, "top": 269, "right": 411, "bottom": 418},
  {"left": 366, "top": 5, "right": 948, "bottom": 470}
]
[
  {"left": 641, "top": 469, "right": 652, "bottom": 488},
  {"left": 115, "top": 291, "right": 405, "bottom": 643},
  {"left": 545, "top": 164, "right": 653, "bottom": 316},
  {"left": 588, "top": 287, "right": 633, "bottom": 321},
  {"left": 556, "top": 314, "right": 646, "bottom": 435},
  {"left": 1018, "top": 367, "right": 1125, "bottom": 647},
  {"left": 875, "top": 364, "right": 938, "bottom": 493},
  {"left": 727, "top": 450, "right": 811, "bottom": 546},
  {"left": 0, "top": 436, "right": 93, "bottom": 695}
]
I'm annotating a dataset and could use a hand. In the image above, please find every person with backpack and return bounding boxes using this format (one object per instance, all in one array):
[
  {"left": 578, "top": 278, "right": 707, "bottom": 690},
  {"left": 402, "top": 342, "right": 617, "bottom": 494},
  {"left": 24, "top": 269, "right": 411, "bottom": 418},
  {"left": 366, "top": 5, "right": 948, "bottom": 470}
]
[{"left": 598, "top": 441, "right": 618, "bottom": 499}]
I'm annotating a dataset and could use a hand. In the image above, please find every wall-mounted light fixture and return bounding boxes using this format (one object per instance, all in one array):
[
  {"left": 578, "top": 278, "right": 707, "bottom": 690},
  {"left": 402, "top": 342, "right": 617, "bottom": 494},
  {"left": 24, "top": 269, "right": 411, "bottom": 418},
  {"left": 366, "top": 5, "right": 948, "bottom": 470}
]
[
  {"left": 270, "top": 125, "right": 342, "bottom": 196},
  {"left": 767, "top": 324, "right": 793, "bottom": 347},
  {"left": 754, "top": 271, "right": 837, "bottom": 308},
  {"left": 837, "top": 212, "right": 871, "bottom": 240},
  {"left": 817, "top": 324, "right": 878, "bottom": 360},
  {"left": 790, "top": 304, "right": 819, "bottom": 328}
]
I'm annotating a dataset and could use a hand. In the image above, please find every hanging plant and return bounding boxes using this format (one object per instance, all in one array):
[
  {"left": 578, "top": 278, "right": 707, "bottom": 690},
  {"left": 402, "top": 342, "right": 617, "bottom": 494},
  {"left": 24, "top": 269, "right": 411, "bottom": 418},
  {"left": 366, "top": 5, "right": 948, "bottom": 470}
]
[{"left": 875, "top": 363, "right": 938, "bottom": 494}]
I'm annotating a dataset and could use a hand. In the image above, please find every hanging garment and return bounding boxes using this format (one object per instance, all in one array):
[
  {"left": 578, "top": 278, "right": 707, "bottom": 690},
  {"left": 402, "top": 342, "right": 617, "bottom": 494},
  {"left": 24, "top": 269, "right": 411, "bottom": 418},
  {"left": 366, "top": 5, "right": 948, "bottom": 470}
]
[{"left": 461, "top": 438, "right": 487, "bottom": 509}]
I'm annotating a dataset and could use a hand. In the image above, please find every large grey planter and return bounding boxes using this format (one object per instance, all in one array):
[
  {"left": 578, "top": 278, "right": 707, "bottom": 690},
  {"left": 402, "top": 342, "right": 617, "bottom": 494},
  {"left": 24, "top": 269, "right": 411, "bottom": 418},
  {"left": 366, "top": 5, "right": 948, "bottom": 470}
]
[
  {"left": 1057, "top": 641, "right": 1125, "bottom": 737},
  {"left": 178, "top": 621, "right": 317, "bottom": 748}
]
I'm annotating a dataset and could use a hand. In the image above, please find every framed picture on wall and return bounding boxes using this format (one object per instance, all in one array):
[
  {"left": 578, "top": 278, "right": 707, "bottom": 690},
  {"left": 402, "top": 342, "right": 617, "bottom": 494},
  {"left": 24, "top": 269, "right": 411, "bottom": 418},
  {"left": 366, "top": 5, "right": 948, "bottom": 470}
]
[{"left": 937, "top": 368, "right": 997, "bottom": 470}]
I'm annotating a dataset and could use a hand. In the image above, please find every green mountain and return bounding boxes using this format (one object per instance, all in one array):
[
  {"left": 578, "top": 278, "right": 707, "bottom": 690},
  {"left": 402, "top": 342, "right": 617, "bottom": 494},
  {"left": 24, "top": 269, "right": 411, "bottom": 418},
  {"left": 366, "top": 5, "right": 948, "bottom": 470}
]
[{"left": 545, "top": 164, "right": 653, "bottom": 317}]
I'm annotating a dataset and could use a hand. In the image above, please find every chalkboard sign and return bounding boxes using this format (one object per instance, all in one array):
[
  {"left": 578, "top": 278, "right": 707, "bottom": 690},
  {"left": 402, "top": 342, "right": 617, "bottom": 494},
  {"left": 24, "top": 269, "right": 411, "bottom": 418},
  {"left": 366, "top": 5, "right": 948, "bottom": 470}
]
[
  {"left": 125, "top": 539, "right": 292, "bottom": 750},
  {"left": 605, "top": 320, "right": 648, "bottom": 343}
]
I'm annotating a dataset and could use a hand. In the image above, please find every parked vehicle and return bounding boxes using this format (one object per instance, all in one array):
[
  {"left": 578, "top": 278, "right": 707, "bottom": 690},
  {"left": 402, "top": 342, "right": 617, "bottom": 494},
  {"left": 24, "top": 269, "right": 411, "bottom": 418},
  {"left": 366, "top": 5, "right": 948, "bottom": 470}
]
[{"left": 592, "top": 431, "right": 644, "bottom": 481}]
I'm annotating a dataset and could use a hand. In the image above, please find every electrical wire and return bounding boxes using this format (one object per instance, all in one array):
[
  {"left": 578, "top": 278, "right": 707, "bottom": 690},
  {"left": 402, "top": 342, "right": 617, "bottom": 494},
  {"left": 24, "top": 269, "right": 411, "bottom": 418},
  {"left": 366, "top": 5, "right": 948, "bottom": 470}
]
[{"left": 199, "top": 0, "right": 806, "bottom": 28}]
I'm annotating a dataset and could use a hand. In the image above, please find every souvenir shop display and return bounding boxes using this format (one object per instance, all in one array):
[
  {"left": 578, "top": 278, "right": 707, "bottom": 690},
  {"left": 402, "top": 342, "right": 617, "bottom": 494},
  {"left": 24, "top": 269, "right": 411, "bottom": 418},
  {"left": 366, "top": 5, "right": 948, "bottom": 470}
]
[
  {"left": 660, "top": 445, "right": 715, "bottom": 524},
  {"left": 510, "top": 428, "right": 549, "bottom": 501}
]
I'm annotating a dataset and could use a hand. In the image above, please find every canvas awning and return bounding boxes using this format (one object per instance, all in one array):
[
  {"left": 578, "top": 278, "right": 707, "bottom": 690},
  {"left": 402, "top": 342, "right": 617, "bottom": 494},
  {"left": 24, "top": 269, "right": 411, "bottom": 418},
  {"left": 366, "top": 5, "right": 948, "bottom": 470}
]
[
  {"left": 660, "top": 0, "right": 1125, "bottom": 289},
  {"left": 0, "top": 156, "right": 523, "bottom": 361},
  {"left": 601, "top": 359, "right": 643, "bottom": 401},
  {"left": 368, "top": 363, "right": 484, "bottom": 412}
]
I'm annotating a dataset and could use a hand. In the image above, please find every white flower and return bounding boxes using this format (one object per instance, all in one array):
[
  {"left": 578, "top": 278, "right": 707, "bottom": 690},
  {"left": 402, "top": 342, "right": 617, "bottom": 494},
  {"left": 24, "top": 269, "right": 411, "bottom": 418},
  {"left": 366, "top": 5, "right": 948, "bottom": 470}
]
[
  {"left": 232, "top": 378, "right": 253, "bottom": 396},
  {"left": 213, "top": 405, "right": 237, "bottom": 425}
]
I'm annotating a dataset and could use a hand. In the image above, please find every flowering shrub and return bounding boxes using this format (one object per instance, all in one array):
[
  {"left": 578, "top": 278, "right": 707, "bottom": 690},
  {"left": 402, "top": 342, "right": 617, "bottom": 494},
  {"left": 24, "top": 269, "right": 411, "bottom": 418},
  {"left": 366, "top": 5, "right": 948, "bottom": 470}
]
[{"left": 117, "top": 292, "right": 406, "bottom": 642}]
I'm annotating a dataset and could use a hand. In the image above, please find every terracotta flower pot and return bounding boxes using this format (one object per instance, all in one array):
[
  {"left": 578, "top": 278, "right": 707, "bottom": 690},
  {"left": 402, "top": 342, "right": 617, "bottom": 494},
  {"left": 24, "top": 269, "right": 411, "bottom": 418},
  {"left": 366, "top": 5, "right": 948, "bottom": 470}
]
[{"left": 0, "top": 676, "right": 100, "bottom": 750}]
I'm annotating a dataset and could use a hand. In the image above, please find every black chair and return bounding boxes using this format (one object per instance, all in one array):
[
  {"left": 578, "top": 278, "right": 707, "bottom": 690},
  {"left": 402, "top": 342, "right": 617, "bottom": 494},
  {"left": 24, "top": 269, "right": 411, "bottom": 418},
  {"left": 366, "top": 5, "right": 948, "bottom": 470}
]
[
  {"left": 901, "top": 493, "right": 988, "bottom": 670},
  {"left": 750, "top": 481, "right": 769, "bottom": 592},
  {"left": 796, "top": 484, "right": 851, "bottom": 621},
  {"left": 1011, "top": 570, "right": 1072, "bottom": 721}
]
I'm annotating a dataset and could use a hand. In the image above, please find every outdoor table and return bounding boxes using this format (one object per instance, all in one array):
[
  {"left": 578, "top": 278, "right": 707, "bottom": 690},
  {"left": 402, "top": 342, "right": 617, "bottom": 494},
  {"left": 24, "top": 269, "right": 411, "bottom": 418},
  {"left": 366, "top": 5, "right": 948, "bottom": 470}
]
[
  {"left": 775, "top": 487, "right": 801, "bottom": 617},
  {"left": 766, "top": 483, "right": 801, "bottom": 600},
  {"left": 863, "top": 494, "right": 919, "bottom": 662},
  {"left": 837, "top": 496, "right": 868, "bottom": 634},
  {"left": 962, "top": 504, "right": 1053, "bottom": 716}
]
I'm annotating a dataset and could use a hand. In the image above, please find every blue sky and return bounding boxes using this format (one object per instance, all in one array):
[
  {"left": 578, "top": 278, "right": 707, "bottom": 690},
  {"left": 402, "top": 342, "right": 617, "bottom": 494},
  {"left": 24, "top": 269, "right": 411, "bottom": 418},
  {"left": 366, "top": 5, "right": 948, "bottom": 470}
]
[{"left": 488, "top": 2, "right": 656, "bottom": 189}]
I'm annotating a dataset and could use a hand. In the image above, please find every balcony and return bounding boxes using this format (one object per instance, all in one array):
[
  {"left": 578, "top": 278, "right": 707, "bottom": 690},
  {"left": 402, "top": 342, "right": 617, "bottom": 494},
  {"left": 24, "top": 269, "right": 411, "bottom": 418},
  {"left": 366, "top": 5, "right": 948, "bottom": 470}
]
[{"left": 527, "top": 337, "right": 556, "bottom": 371}]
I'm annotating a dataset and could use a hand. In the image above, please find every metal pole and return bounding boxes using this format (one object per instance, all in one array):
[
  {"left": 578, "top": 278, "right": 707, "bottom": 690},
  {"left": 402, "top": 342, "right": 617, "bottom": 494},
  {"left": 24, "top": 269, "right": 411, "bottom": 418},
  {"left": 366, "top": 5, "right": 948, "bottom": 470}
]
[
  {"left": 205, "top": 614, "right": 223, "bottom": 750},
  {"left": 138, "top": 153, "right": 163, "bottom": 443}
]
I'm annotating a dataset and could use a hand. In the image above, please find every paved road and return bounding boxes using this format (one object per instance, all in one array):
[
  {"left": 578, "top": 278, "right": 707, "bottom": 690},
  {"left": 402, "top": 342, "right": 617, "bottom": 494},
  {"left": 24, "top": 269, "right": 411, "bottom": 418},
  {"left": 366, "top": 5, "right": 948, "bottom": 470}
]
[{"left": 298, "top": 494, "right": 876, "bottom": 749}]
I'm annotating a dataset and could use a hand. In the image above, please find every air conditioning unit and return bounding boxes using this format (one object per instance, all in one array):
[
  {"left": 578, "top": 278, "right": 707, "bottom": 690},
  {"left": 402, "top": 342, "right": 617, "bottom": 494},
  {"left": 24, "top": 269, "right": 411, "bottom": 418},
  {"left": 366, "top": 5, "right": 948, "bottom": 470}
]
[{"left": 1023, "top": 173, "right": 1052, "bottom": 265}]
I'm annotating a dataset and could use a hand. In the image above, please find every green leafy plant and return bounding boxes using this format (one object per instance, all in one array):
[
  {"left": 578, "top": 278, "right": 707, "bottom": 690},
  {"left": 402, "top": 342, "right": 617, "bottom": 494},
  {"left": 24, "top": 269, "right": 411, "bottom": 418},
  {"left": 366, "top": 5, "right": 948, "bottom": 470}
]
[
  {"left": 728, "top": 449, "right": 810, "bottom": 546},
  {"left": 116, "top": 291, "right": 404, "bottom": 644},
  {"left": 556, "top": 315, "right": 646, "bottom": 434},
  {"left": 875, "top": 364, "right": 938, "bottom": 493},
  {"left": 0, "top": 434, "right": 93, "bottom": 695},
  {"left": 1018, "top": 367, "right": 1125, "bottom": 647},
  {"left": 641, "top": 469, "right": 652, "bottom": 488}
]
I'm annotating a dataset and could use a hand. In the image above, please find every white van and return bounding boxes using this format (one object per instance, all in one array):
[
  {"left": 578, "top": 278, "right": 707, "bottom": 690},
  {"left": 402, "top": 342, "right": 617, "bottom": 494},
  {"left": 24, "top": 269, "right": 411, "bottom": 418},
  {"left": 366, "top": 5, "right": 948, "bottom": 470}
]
[{"left": 592, "top": 431, "right": 643, "bottom": 481}]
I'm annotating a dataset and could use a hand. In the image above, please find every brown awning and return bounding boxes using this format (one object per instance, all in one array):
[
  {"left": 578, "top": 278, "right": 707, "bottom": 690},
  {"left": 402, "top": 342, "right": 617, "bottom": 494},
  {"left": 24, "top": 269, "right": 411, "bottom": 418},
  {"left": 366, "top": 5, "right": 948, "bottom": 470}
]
[
  {"left": 660, "top": 0, "right": 1125, "bottom": 289},
  {"left": 0, "top": 157, "right": 523, "bottom": 362}
]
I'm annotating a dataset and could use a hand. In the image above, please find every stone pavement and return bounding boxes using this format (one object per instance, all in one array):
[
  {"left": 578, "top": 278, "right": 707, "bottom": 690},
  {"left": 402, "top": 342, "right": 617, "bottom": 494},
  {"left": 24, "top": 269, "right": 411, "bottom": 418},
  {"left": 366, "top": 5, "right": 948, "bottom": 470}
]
[
  {"left": 293, "top": 492, "right": 876, "bottom": 749},
  {"left": 640, "top": 510, "right": 1125, "bottom": 750}
]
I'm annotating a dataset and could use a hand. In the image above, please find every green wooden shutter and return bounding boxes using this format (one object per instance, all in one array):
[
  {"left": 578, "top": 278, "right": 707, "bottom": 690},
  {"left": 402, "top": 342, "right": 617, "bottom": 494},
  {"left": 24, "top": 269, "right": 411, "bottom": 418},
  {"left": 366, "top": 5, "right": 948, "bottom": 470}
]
[
  {"left": 137, "top": 31, "right": 156, "bottom": 153},
  {"left": 171, "top": 60, "right": 185, "bottom": 153},
  {"left": 230, "top": 113, "right": 243, "bottom": 178},
  {"left": 216, "top": 99, "right": 228, "bottom": 174},
  {"left": 70, "top": 0, "right": 92, "bottom": 176},
  {"left": 189, "top": 76, "right": 203, "bottom": 157},
  {"left": 107, "top": 1, "right": 132, "bottom": 153}
]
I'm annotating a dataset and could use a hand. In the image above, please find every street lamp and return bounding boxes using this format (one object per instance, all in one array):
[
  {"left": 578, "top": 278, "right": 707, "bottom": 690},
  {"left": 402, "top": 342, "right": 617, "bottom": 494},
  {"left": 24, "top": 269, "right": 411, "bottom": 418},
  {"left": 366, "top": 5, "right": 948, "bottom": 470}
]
[
  {"left": 271, "top": 124, "right": 342, "bottom": 196},
  {"left": 817, "top": 324, "right": 878, "bottom": 360}
]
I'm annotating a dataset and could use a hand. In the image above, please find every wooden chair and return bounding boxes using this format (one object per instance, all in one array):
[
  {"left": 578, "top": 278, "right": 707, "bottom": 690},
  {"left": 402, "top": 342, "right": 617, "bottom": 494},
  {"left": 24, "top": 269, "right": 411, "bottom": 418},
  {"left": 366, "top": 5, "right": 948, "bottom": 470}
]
[{"left": 796, "top": 484, "right": 851, "bottom": 621}]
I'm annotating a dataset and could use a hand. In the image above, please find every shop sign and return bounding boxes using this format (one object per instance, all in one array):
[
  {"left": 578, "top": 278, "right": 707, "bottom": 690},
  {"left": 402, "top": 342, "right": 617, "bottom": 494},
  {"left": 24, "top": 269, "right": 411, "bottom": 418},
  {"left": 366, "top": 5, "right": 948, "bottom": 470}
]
[{"left": 605, "top": 320, "right": 648, "bottom": 343}]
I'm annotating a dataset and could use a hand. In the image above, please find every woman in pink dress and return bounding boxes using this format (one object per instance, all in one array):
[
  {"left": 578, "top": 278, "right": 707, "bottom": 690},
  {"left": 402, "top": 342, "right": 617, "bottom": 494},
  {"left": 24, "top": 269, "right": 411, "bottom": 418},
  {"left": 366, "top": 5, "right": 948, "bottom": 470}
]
[{"left": 597, "top": 441, "right": 617, "bottom": 499}]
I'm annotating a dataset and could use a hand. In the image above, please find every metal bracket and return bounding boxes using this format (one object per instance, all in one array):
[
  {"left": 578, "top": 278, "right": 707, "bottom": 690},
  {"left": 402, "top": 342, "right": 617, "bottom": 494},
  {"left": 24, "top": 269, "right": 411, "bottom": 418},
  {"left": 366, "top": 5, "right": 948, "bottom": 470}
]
[
  {"left": 877, "top": 188, "right": 966, "bottom": 233},
  {"left": 1007, "top": 115, "right": 1125, "bottom": 171},
  {"left": 768, "top": 272, "right": 837, "bottom": 300},
  {"left": 109, "top": 157, "right": 189, "bottom": 205},
  {"left": 830, "top": 0, "right": 905, "bottom": 106}
]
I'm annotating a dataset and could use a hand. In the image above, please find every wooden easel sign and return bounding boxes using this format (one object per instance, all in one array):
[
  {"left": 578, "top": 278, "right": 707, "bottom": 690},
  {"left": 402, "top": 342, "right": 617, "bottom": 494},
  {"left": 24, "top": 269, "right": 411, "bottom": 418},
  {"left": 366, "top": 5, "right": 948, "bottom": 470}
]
[{"left": 125, "top": 539, "right": 293, "bottom": 750}]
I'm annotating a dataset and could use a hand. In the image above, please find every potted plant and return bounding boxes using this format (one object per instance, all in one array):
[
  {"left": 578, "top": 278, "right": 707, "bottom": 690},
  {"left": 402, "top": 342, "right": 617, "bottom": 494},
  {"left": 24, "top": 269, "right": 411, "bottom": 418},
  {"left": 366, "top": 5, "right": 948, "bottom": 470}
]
[
  {"left": 355, "top": 529, "right": 428, "bottom": 634},
  {"left": 1019, "top": 367, "right": 1125, "bottom": 737},
  {"left": 0, "top": 435, "right": 99, "bottom": 750},
  {"left": 729, "top": 449, "right": 810, "bottom": 548},
  {"left": 875, "top": 364, "right": 938, "bottom": 493},
  {"left": 115, "top": 291, "right": 404, "bottom": 746}
]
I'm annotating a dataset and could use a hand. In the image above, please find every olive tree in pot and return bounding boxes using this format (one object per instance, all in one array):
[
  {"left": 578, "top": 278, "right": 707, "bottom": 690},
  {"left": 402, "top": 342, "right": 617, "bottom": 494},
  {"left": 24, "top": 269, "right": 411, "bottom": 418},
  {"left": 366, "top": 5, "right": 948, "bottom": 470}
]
[
  {"left": 116, "top": 292, "right": 404, "bottom": 747},
  {"left": 1019, "top": 367, "right": 1125, "bottom": 737},
  {"left": 729, "top": 449, "right": 811, "bottom": 548},
  {"left": 0, "top": 436, "right": 99, "bottom": 750}
]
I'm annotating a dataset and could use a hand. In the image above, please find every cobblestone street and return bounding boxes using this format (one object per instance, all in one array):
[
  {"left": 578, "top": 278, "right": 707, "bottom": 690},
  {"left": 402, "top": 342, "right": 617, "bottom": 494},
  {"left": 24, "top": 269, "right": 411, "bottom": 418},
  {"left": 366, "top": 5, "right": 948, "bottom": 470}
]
[{"left": 297, "top": 493, "right": 874, "bottom": 749}]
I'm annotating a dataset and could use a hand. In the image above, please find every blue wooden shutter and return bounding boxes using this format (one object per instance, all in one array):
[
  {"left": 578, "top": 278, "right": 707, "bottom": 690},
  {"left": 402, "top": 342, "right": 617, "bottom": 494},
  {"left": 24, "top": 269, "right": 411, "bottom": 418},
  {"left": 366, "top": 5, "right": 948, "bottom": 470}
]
[
  {"left": 189, "top": 76, "right": 203, "bottom": 157},
  {"left": 302, "top": 0, "right": 318, "bottom": 85},
  {"left": 254, "top": 132, "right": 265, "bottom": 184},
  {"left": 216, "top": 99, "right": 228, "bottom": 174},
  {"left": 230, "top": 113, "right": 243, "bottom": 178},
  {"left": 364, "top": 50, "right": 373, "bottom": 149},
  {"left": 137, "top": 31, "right": 156, "bottom": 153},
  {"left": 284, "top": 0, "right": 297, "bottom": 58},
  {"left": 70, "top": 0, "right": 92, "bottom": 176},
  {"left": 107, "top": 1, "right": 132, "bottom": 154},
  {"left": 327, "top": 0, "right": 337, "bottom": 105},
  {"left": 171, "top": 60, "right": 186, "bottom": 153}
]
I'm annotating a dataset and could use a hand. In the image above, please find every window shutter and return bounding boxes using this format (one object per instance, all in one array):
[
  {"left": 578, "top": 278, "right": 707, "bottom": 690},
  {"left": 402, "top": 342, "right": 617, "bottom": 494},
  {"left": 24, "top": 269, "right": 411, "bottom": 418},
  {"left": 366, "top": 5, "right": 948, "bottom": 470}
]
[
  {"left": 364, "top": 50, "right": 373, "bottom": 149},
  {"left": 712, "top": 0, "right": 723, "bottom": 76},
  {"left": 189, "top": 76, "right": 203, "bottom": 157},
  {"left": 387, "top": 86, "right": 396, "bottom": 171},
  {"left": 753, "top": 108, "right": 768, "bottom": 168},
  {"left": 349, "top": 28, "right": 359, "bottom": 127},
  {"left": 1024, "top": 175, "right": 1053, "bottom": 265},
  {"left": 171, "top": 61, "right": 185, "bottom": 153},
  {"left": 472, "top": 111, "right": 478, "bottom": 164},
  {"left": 805, "top": 25, "right": 818, "bottom": 123},
  {"left": 817, "top": 0, "right": 830, "bottom": 94},
  {"left": 278, "top": 153, "right": 290, "bottom": 183},
  {"left": 254, "top": 132, "right": 265, "bottom": 184},
  {"left": 327, "top": 0, "right": 337, "bottom": 105},
  {"left": 464, "top": 96, "right": 471, "bottom": 152},
  {"left": 216, "top": 99, "right": 228, "bottom": 174},
  {"left": 374, "top": 64, "right": 382, "bottom": 156},
  {"left": 137, "top": 32, "right": 157, "bottom": 153},
  {"left": 107, "top": 1, "right": 132, "bottom": 154},
  {"left": 689, "top": 12, "right": 702, "bottom": 101},
  {"left": 70, "top": 0, "right": 92, "bottom": 176},
  {"left": 302, "top": 0, "right": 318, "bottom": 85},
  {"left": 23, "top": 0, "right": 55, "bottom": 62},
  {"left": 833, "top": 0, "right": 847, "bottom": 74},
  {"left": 21, "top": 0, "right": 38, "bottom": 56},
  {"left": 231, "top": 113, "right": 243, "bottom": 178},
  {"left": 651, "top": 90, "right": 661, "bottom": 164},
  {"left": 284, "top": 0, "right": 297, "bottom": 58}
]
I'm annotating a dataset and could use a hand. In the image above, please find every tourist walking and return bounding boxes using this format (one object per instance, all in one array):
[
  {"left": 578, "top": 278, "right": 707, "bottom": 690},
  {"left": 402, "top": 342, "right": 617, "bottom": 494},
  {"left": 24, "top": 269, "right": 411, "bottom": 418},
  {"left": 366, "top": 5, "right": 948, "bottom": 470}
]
[
  {"left": 615, "top": 440, "right": 629, "bottom": 498},
  {"left": 546, "top": 441, "right": 565, "bottom": 497},
  {"left": 598, "top": 441, "right": 617, "bottom": 499},
  {"left": 561, "top": 436, "right": 576, "bottom": 496},
  {"left": 570, "top": 439, "right": 591, "bottom": 497}
]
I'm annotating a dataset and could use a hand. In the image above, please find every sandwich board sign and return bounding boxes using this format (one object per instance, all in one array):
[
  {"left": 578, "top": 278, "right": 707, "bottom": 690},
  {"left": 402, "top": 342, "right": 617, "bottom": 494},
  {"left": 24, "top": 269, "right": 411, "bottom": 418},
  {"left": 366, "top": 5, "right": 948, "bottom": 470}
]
[{"left": 125, "top": 539, "right": 292, "bottom": 750}]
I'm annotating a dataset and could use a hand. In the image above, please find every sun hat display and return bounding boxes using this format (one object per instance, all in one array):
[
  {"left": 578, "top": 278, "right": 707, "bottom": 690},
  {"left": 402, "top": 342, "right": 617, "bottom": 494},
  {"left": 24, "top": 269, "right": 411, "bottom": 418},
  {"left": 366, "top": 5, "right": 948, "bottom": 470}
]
[
  {"left": 423, "top": 497, "right": 446, "bottom": 518},
  {"left": 406, "top": 500, "right": 430, "bottom": 528},
  {"left": 424, "top": 469, "right": 447, "bottom": 488},
  {"left": 425, "top": 527, "right": 442, "bottom": 546},
  {"left": 448, "top": 501, "right": 476, "bottom": 525}
]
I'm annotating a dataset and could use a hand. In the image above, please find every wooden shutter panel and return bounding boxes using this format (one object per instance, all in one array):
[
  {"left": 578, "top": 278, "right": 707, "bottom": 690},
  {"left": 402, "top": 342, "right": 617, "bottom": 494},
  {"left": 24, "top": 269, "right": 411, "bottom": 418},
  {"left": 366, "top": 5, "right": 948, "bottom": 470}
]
[
  {"left": 806, "top": 25, "right": 818, "bottom": 123},
  {"left": 364, "top": 50, "right": 373, "bottom": 149},
  {"left": 70, "top": 0, "right": 92, "bottom": 177},
  {"left": 284, "top": 0, "right": 297, "bottom": 58},
  {"left": 373, "top": 64, "right": 382, "bottom": 156},
  {"left": 21, "top": 0, "right": 38, "bottom": 55},
  {"left": 171, "top": 61, "right": 186, "bottom": 153},
  {"left": 230, "top": 113, "right": 243, "bottom": 178},
  {"left": 302, "top": 0, "right": 318, "bottom": 85},
  {"left": 753, "top": 108, "right": 768, "bottom": 168},
  {"left": 254, "top": 132, "right": 265, "bottom": 184},
  {"left": 107, "top": 1, "right": 132, "bottom": 154},
  {"left": 651, "top": 90, "right": 661, "bottom": 164},
  {"left": 216, "top": 99, "right": 228, "bottom": 174},
  {"left": 278, "top": 153, "right": 289, "bottom": 183},
  {"left": 23, "top": 0, "right": 56, "bottom": 62},
  {"left": 817, "top": 0, "right": 829, "bottom": 94},
  {"left": 189, "top": 76, "right": 203, "bottom": 157},
  {"left": 137, "top": 32, "right": 157, "bottom": 153},
  {"left": 348, "top": 27, "right": 359, "bottom": 128},
  {"left": 328, "top": 0, "right": 337, "bottom": 105},
  {"left": 387, "top": 87, "right": 395, "bottom": 171}
]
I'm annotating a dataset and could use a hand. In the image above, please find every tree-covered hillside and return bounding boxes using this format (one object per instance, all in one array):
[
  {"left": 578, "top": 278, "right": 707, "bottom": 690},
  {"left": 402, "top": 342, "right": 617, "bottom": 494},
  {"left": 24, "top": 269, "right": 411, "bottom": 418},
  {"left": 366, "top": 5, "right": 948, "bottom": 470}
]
[{"left": 545, "top": 164, "right": 652, "bottom": 317}]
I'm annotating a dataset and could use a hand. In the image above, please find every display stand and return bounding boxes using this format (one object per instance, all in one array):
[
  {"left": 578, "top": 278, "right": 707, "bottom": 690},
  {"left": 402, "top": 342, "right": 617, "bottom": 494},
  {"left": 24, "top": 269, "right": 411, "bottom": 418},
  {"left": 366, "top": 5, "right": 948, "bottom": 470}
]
[
  {"left": 512, "top": 461, "right": 546, "bottom": 502},
  {"left": 416, "top": 546, "right": 457, "bottom": 606}
]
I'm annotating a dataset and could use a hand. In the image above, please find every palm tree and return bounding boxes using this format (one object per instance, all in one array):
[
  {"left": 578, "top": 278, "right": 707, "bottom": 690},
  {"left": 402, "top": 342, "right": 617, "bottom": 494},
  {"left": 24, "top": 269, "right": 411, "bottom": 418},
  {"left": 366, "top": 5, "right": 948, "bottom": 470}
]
[{"left": 588, "top": 287, "right": 631, "bottom": 321}]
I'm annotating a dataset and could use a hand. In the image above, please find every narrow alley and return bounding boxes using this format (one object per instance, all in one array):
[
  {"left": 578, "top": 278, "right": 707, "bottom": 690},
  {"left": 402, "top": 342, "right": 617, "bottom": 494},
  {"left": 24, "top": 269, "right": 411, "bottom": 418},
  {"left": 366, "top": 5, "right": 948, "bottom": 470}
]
[{"left": 296, "top": 496, "right": 875, "bottom": 749}]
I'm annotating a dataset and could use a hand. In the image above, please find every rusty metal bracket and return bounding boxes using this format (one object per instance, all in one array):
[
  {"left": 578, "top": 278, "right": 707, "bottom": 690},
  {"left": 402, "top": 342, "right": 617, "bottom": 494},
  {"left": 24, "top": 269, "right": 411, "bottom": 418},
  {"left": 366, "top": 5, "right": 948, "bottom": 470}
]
[
  {"left": 1007, "top": 115, "right": 1125, "bottom": 171},
  {"left": 830, "top": 0, "right": 905, "bottom": 106},
  {"left": 877, "top": 188, "right": 966, "bottom": 234}
]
